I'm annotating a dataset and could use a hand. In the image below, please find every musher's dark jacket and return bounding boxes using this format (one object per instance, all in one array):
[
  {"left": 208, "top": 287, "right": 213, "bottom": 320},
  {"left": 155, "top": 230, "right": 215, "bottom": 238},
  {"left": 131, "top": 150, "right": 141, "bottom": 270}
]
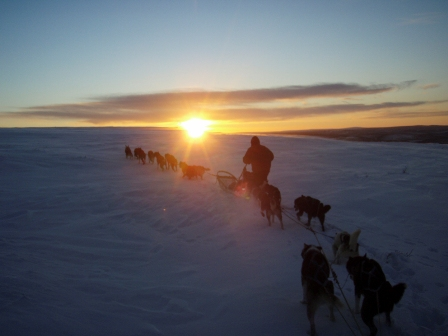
[{"left": 243, "top": 137, "right": 274, "bottom": 184}]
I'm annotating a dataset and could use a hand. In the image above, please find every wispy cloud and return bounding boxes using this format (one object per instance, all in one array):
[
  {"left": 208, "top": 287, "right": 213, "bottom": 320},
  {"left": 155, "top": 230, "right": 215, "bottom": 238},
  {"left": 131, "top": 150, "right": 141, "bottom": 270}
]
[
  {"left": 0, "top": 81, "right": 431, "bottom": 125},
  {"left": 208, "top": 101, "right": 429, "bottom": 121},
  {"left": 398, "top": 12, "right": 445, "bottom": 26},
  {"left": 368, "top": 110, "right": 448, "bottom": 119},
  {"left": 92, "top": 81, "right": 412, "bottom": 108},
  {"left": 421, "top": 83, "right": 441, "bottom": 90}
]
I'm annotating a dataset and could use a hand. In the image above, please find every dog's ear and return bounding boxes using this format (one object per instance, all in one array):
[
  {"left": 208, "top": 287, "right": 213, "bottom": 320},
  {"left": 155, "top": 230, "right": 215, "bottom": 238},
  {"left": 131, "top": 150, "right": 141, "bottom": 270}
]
[
  {"left": 317, "top": 246, "right": 322, "bottom": 251},
  {"left": 303, "top": 243, "right": 311, "bottom": 253},
  {"left": 301, "top": 243, "right": 309, "bottom": 256}
]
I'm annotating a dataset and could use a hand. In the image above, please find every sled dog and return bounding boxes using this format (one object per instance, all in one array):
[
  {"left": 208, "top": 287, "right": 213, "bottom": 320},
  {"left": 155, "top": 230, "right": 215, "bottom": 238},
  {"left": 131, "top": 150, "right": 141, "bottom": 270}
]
[
  {"left": 154, "top": 152, "right": 167, "bottom": 170},
  {"left": 147, "top": 150, "right": 155, "bottom": 164},
  {"left": 193, "top": 165, "right": 210, "bottom": 179},
  {"left": 179, "top": 162, "right": 210, "bottom": 180},
  {"left": 165, "top": 153, "right": 178, "bottom": 171},
  {"left": 294, "top": 195, "right": 331, "bottom": 231},
  {"left": 332, "top": 229, "right": 361, "bottom": 264},
  {"left": 301, "top": 244, "right": 342, "bottom": 336},
  {"left": 258, "top": 183, "right": 283, "bottom": 230},
  {"left": 179, "top": 161, "right": 188, "bottom": 176},
  {"left": 346, "top": 255, "right": 407, "bottom": 336},
  {"left": 125, "top": 145, "right": 133, "bottom": 159},
  {"left": 134, "top": 147, "right": 146, "bottom": 164}
]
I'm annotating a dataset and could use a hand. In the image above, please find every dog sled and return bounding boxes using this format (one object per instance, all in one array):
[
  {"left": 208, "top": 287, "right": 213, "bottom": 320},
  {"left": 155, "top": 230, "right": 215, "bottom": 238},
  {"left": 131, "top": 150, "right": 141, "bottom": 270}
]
[{"left": 215, "top": 166, "right": 253, "bottom": 198}]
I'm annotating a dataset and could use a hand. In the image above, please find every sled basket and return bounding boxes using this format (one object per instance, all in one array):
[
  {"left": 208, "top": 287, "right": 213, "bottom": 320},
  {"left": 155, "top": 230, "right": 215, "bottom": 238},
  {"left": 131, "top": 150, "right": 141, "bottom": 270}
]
[
  {"left": 216, "top": 170, "right": 250, "bottom": 197},
  {"left": 216, "top": 170, "right": 239, "bottom": 193}
]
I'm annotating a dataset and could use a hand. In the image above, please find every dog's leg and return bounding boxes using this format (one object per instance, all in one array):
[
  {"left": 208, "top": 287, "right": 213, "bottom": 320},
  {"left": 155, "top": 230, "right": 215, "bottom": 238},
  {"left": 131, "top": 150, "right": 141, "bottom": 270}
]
[
  {"left": 355, "top": 294, "right": 361, "bottom": 314},
  {"left": 307, "top": 303, "right": 317, "bottom": 336},
  {"left": 335, "top": 245, "right": 346, "bottom": 264},
  {"left": 327, "top": 282, "right": 336, "bottom": 322},
  {"left": 333, "top": 248, "right": 340, "bottom": 264},
  {"left": 319, "top": 217, "right": 325, "bottom": 231},
  {"left": 332, "top": 243, "right": 338, "bottom": 259},
  {"left": 301, "top": 280, "right": 307, "bottom": 304},
  {"left": 361, "top": 302, "right": 378, "bottom": 336},
  {"left": 267, "top": 211, "right": 272, "bottom": 226}
]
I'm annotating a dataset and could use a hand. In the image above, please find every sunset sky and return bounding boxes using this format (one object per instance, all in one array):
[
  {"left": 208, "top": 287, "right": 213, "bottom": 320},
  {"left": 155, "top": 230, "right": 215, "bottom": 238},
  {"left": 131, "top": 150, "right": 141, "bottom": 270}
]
[{"left": 1, "top": 0, "right": 447, "bottom": 132}]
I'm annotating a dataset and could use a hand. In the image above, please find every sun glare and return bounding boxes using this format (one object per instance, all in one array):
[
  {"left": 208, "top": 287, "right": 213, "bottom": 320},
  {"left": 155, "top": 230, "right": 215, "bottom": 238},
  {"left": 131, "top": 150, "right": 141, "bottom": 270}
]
[{"left": 180, "top": 118, "right": 211, "bottom": 138}]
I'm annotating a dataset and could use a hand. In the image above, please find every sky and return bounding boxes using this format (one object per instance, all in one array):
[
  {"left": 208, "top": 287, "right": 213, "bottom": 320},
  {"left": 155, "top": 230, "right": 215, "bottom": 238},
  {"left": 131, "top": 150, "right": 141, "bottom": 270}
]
[{"left": 0, "top": 0, "right": 447, "bottom": 132}]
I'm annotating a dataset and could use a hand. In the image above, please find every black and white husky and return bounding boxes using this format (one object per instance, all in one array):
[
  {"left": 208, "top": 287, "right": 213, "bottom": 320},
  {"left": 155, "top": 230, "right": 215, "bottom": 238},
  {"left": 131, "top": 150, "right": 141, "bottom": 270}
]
[
  {"left": 332, "top": 229, "right": 361, "bottom": 264},
  {"left": 301, "top": 244, "right": 343, "bottom": 336},
  {"left": 346, "top": 255, "right": 407, "bottom": 336}
]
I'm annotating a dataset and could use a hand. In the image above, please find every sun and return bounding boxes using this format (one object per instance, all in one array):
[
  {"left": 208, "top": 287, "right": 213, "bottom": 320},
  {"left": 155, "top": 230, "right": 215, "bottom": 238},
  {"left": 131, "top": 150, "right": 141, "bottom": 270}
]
[{"left": 180, "top": 118, "right": 211, "bottom": 138}]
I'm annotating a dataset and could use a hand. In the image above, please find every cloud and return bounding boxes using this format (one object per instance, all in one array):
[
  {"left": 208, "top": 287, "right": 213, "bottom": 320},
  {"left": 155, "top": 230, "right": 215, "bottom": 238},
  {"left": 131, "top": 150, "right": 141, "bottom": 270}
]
[
  {"left": 421, "top": 83, "right": 441, "bottom": 90},
  {"left": 3, "top": 100, "right": 434, "bottom": 125},
  {"left": 367, "top": 110, "right": 448, "bottom": 119},
  {"left": 92, "top": 81, "right": 408, "bottom": 108},
  {"left": 396, "top": 80, "right": 417, "bottom": 90},
  {"left": 0, "top": 81, "right": 428, "bottom": 125},
  {"left": 4, "top": 104, "right": 178, "bottom": 125},
  {"left": 208, "top": 101, "right": 429, "bottom": 122},
  {"left": 398, "top": 12, "right": 445, "bottom": 26}
]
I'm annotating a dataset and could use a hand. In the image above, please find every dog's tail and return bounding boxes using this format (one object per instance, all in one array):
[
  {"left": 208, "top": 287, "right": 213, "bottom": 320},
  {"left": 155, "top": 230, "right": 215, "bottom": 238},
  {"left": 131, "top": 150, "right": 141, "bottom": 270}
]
[
  {"left": 323, "top": 205, "right": 331, "bottom": 214},
  {"left": 391, "top": 283, "right": 407, "bottom": 304},
  {"left": 349, "top": 229, "right": 361, "bottom": 251}
]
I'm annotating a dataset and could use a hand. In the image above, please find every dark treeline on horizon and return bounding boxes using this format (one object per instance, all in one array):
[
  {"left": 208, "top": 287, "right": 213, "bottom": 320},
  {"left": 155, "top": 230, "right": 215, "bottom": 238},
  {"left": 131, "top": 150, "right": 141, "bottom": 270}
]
[{"left": 267, "top": 125, "right": 448, "bottom": 144}]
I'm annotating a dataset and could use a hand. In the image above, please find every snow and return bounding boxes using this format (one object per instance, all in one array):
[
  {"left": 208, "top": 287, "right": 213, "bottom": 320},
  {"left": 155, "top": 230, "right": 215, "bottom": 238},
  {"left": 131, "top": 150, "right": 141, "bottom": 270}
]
[{"left": 1, "top": 127, "right": 447, "bottom": 336}]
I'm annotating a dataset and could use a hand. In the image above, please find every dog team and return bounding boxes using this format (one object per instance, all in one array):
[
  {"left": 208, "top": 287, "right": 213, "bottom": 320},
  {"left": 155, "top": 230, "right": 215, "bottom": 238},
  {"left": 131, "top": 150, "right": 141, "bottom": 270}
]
[
  {"left": 126, "top": 138, "right": 406, "bottom": 336},
  {"left": 301, "top": 241, "right": 406, "bottom": 336},
  {"left": 125, "top": 145, "right": 210, "bottom": 179},
  {"left": 250, "top": 183, "right": 406, "bottom": 336}
]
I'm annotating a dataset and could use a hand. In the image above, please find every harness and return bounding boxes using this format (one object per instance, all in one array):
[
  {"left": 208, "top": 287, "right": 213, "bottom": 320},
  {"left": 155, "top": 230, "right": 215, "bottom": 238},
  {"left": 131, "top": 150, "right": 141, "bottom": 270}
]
[
  {"left": 360, "top": 260, "right": 387, "bottom": 293},
  {"left": 305, "top": 196, "right": 322, "bottom": 216},
  {"left": 304, "top": 248, "right": 331, "bottom": 288}
]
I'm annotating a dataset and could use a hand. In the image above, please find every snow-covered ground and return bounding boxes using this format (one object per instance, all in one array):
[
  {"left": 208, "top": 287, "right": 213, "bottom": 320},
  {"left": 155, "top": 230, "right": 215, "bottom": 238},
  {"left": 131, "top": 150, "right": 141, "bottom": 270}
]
[{"left": 1, "top": 128, "right": 447, "bottom": 336}]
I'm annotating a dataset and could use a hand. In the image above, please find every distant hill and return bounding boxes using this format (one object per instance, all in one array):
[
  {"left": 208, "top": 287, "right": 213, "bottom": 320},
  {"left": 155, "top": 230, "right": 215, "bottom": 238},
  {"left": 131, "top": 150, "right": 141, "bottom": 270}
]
[{"left": 267, "top": 125, "right": 448, "bottom": 144}]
